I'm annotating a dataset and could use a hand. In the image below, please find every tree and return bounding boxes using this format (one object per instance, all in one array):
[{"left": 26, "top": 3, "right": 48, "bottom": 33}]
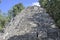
[
  {"left": 0, "top": 11, "right": 8, "bottom": 31},
  {"left": 0, "top": 14, "right": 8, "bottom": 31},
  {"left": 8, "top": 3, "right": 24, "bottom": 21},
  {"left": 39, "top": 0, "right": 60, "bottom": 28},
  {"left": 0, "top": 0, "right": 9, "bottom": 32},
  {"left": 13, "top": 3, "right": 24, "bottom": 16}
]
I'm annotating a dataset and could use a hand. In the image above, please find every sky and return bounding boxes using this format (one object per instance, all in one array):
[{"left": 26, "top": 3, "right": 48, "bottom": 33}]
[{"left": 0, "top": 0, "right": 39, "bottom": 14}]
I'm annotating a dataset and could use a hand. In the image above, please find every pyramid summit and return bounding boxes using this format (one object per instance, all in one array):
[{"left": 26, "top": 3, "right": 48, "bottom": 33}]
[{"left": 0, "top": 6, "right": 60, "bottom": 40}]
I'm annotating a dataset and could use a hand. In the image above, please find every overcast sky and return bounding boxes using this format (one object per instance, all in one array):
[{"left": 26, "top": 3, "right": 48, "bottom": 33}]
[{"left": 0, "top": 0, "right": 39, "bottom": 13}]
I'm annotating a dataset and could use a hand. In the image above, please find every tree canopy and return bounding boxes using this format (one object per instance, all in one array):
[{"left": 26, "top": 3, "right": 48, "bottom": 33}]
[
  {"left": 8, "top": 3, "right": 24, "bottom": 21},
  {"left": 0, "top": 2, "right": 24, "bottom": 32},
  {"left": 39, "top": 0, "right": 60, "bottom": 28},
  {"left": 0, "top": 14, "right": 8, "bottom": 31}
]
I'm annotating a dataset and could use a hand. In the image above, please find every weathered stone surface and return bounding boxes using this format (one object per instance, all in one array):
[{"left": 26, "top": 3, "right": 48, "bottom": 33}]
[{"left": 0, "top": 6, "right": 60, "bottom": 40}]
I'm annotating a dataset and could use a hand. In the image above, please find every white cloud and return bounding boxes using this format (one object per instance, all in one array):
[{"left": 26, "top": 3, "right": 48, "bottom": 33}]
[{"left": 32, "top": 2, "right": 40, "bottom": 6}]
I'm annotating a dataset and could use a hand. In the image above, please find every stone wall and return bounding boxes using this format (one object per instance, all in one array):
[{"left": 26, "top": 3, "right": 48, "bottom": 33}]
[{"left": 0, "top": 6, "right": 60, "bottom": 40}]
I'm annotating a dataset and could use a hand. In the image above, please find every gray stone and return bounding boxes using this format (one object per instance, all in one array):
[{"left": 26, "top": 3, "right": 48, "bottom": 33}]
[{"left": 0, "top": 6, "right": 60, "bottom": 40}]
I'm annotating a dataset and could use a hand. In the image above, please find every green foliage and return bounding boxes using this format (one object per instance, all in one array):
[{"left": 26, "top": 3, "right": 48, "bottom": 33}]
[
  {"left": 39, "top": 0, "right": 60, "bottom": 28},
  {"left": 8, "top": 3, "right": 24, "bottom": 21},
  {"left": 0, "top": 14, "right": 6, "bottom": 31},
  {"left": 56, "top": 20, "right": 60, "bottom": 27},
  {"left": 0, "top": 25, "right": 3, "bottom": 31},
  {"left": 0, "top": 13, "right": 9, "bottom": 31},
  {"left": 0, "top": 3, "right": 24, "bottom": 31}
]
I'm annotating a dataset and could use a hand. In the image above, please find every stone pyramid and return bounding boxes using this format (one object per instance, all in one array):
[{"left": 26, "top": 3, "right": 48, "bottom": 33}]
[{"left": 0, "top": 6, "right": 60, "bottom": 40}]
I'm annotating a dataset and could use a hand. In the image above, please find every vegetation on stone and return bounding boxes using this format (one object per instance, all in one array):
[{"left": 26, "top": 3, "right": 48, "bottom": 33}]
[
  {"left": 8, "top": 3, "right": 24, "bottom": 21},
  {"left": 0, "top": 0, "right": 60, "bottom": 40},
  {"left": 1, "top": 6, "right": 60, "bottom": 40},
  {"left": 39, "top": 0, "right": 60, "bottom": 28},
  {"left": 0, "top": 3, "right": 24, "bottom": 31}
]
